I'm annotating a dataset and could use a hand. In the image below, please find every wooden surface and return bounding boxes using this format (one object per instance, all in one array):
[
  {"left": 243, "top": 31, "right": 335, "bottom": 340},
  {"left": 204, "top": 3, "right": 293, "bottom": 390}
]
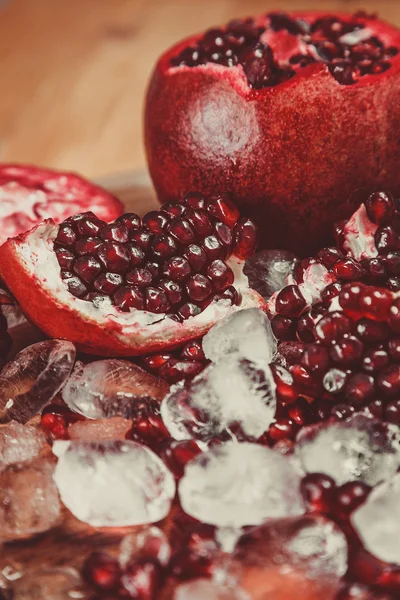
[{"left": 0, "top": 0, "right": 400, "bottom": 181}]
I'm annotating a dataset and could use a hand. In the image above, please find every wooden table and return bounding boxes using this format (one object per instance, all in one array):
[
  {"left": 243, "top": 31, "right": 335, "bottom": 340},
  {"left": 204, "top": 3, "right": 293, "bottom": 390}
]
[{"left": 0, "top": 0, "right": 399, "bottom": 181}]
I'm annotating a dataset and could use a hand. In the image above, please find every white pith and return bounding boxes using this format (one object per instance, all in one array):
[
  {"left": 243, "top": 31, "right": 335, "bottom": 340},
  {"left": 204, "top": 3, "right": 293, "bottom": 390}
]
[{"left": 11, "top": 220, "right": 261, "bottom": 345}]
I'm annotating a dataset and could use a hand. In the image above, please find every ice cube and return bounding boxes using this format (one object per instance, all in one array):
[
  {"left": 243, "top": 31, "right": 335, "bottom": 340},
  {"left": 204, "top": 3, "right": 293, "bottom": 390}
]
[
  {"left": 68, "top": 417, "right": 132, "bottom": 441},
  {"left": 10, "top": 566, "right": 88, "bottom": 600},
  {"left": 243, "top": 249, "right": 297, "bottom": 299},
  {"left": 0, "top": 340, "right": 76, "bottom": 424},
  {"left": 0, "top": 421, "right": 45, "bottom": 470},
  {"left": 296, "top": 414, "right": 400, "bottom": 486},
  {"left": 161, "top": 356, "right": 276, "bottom": 442},
  {"left": 53, "top": 439, "right": 175, "bottom": 527},
  {"left": 119, "top": 526, "right": 171, "bottom": 568},
  {"left": 179, "top": 442, "right": 304, "bottom": 528},
  {"left": 174, "top": 579, "right": 249, "bottom": 600},
  {"left": 0, "top": 458, "right": 61, "bottom": 542},
  {"left": 202, "top": 308, "right": 277, "bottom": 365},
  {"left": 351, "top": 472, "right": 400, "bottom": 564},
  {"left": 62, "top": 359, "right": 168, "bottom": 419},
  {"left": 235, "top": 515, "right": 347, "bottom": 582}
]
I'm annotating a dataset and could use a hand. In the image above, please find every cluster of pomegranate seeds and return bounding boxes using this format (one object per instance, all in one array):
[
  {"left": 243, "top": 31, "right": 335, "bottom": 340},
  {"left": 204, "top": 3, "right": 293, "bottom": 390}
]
[
  {"left": 171, "top": 12, "right": 398, "bottom": 87},
  {"left": 40, "top": 403, "right": 85, "bottom": 440},
  {"left": 141, "top": 338, "right": 208, "bottom": 383},
  {"left": 54, "top": 192, "right": 257, "bottom": 321}
]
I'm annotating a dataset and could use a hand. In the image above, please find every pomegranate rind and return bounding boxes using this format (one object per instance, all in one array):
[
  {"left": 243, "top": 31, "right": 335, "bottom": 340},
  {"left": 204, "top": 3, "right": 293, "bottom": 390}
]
[
  {"left": 0, "top": 164, "right": 123, "bottom": 244},
  {"left": 145, "top": 11, "right": 400, "bottom": 255},
  {"left": 0, "top": 220, "right": 265, "bottom": 356}
]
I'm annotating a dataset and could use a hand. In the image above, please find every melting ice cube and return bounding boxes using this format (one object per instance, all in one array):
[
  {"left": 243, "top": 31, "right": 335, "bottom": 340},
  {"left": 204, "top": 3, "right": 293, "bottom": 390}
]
[
  {"left": 202, "top": 308, "right": 277, "bottom": 365},
  {"left": 352, "top": 472, "right": 400, "bottom": 564},
  {"left": 62, "top": 359, "right": 168, "bottom": 419},
  {"left": 53, "top": 439, "right": 175, "bottom": 527},
  {"left": 161, "top": 356, "right": 276, "bottom": 442},
  {"left": 0, "top": 458, "right": 61, "bottom": 542},
  {"left": 0, "top": 421, "right": 45, "bottom": 470},
  {"left": 179, "top": 442, "right": 304, "bottom": 528},
  {"left": 0, "top": 340, "right": 76, "bottom": 424},
  {"left": 296, "top": 414, "right": 400, "bottom": 486}
]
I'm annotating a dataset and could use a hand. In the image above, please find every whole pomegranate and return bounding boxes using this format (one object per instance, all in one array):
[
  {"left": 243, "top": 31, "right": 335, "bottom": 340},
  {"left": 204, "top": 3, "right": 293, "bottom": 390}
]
[{"left": 145, "top": 11, "right": 400, "bottom": 255}]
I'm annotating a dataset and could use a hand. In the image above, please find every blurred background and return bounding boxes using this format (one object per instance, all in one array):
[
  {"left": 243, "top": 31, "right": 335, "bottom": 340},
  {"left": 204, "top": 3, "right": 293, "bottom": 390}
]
[{"left": 0, "top": 0, "right": 399, "bottom": 180}]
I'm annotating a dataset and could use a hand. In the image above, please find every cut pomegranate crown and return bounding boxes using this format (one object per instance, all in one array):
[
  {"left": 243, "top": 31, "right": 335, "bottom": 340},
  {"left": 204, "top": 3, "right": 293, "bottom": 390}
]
[
  {"left": 53, "top": 192, "right": 257, "bottom": 321},
  {"left": 170, "top": 11, "right": 399, "bottom": 88}
]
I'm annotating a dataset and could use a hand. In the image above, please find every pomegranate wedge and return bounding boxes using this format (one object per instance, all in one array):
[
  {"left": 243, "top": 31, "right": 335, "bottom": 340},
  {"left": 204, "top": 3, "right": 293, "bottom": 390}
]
[
  {"left": 145, "top": 11, "right": 400, "bottom": 255},
  {"left": 0, "top": 164, "right": 123, "bottom": 244},
  {"left": 0, "top": 195, "right": 264, "bottom": 356}
]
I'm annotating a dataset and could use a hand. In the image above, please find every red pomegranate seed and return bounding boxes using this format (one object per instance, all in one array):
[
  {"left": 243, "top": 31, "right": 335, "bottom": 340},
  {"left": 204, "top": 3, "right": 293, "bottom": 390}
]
[
  {"left": 268, "top": 418, "right": 298, "bottom": 442},
  {"left": 377, "top": 364, "right": 400, "bottom": 397},
  {"left": 73, "top": 256, "right": 102, "bottom": 284},
  {"left": 131, "top": 230, "right": 153, "bottom": 251},
  {"left": 384, "top": 400, "right": 400, "bottom": 424},
  {"left": 301, "top": 344, "right": 330, "bottom": 373},
  {"left": 128, "top": 245, "right": 146, "bottom": 267},
  {"left": 359, "top": 287, "right": 392, "bottom": 320},
  {"left": 162, "top": 256, "right": 191, "bottom": 282},
  {"left": 186, "top": 274, "right": 213, "bottom": 302},
  {"left": 316, "top": 246, "right": 343, "bottom": 268},
  {"left": 169, "top": 218, "right": 196, "bottom": 244},
  {"left": 344, "top": 372, "right": 375, "bottom": 405},
  {"left": 183, "top": 191, "right": 206, "bottom": 210},
  {"left": 375, "top": 225, "right": 400, "bottom": 252},
  {"left": 82, "top": 552, "right": 121, "bottom": 592},
  {"left": 160, "top": 439, "right": 202, "bottom": 478},
  {"left": 202, "top": 235, "right": 227, "bottom": 260},
  {"left": 56, "top": 224, "right": 76, "bottom": 247},
  {"left": 206, "top": 260, "right": 234, "bottom": 292},
  {"left": 329, "top": 335, "right": 364, "bottom": 366},
  {"left": 97, "top": 242, "right": 131, "bottom": 273},
  {"left": 300, "top": 473, "right": 335, "bottom": 513},
  {"left": 75, "top": 237, "right": 102, "bottom": 256},
  {"left": 75, "top": 214, "right": 106, "bottom": 237},
  {"left": 55, "top": 248, "right": 74, "bottom": 270},
  {"left": 158, "top": 280, "right": 183, "bottom": 305},
  {"left": 271, "top": 314, "right": 297, "bottom": 341},
  {"left": 185, "top": 209, "right": 213, "bottom": 237},
  {"left": 143, "top": 210, "right": 171, "bottom": 233},
  {"left": 159, "top": 358, "right": 204, "bottom": 383},
  {"left": 366, "top": 191, "right": 395, "bottom": 223},
  {"left": 126, "top": 268, "right": 154, "bottom": 287},
  {"left": 332, "top": 257, "right": 366, "bottom": 280},
  {"left": 355, "top": 319, "right": 389, "bottom": 344},
  {"left": 114, "top": 286, "right": 145, "bottom": 311},
  {"left": 206, "top": 195, "right": 240, "bottom": 227},
  {"left": 116, "top": 212, "right": 141, "bottom": 231},
  {"left": 315, "top": 312, "right": 352, "bottom": 345},
  {"left": 160, "top": 201, "right": 186, "bottom": 217},
  {"left": 270, "top": 363, "right": 298, "bottom": 404},
  {"left": 151, "top": 234, "right": 177, "bottom": 259},
  {"left": 62, "top": 273, "right": 88, "bottom": 298},
  {"left": 233, "top": 218, "right": 258, "bottom": 258},
  {"left": 141, "top": 353, "right": 174, "bottom": 372},
  {"left": 333, "top": 481, "right": 371, "bottom": 519},
  {"left": 100, "top": 223, "right": 129, "bottom": 243},
  {"left": 184, "top": 244, "right": 208, "bottom": 271},
  {"left": 322, "top": 368, "right": 348, "bottom": 394},
  {"left": 40, "top": 413, "right": 69, "bottom": 440},
  {"left": 144, "top": 287, "right": 171, "bottom": 313},
  {"left": 94, "top": 273, "right": 123, "bottom": 295},
  {"left": 177, "top": 302, "right": 202, "bottom": 320},
  {"left": 276, "top": 285, "right": 306, "bottom": 318}
]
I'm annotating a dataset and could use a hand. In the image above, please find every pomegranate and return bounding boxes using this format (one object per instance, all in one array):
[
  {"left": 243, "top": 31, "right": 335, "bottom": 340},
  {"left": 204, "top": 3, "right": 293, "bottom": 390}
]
[
  {"left": 0, "top": 194, "right": 263, "bottom": 356},
  {"left": 0, "top": 164, "right": 123, "bottom": 244},
  {"left": 145, "top": 11, "right": 400, "bottom": 255}
]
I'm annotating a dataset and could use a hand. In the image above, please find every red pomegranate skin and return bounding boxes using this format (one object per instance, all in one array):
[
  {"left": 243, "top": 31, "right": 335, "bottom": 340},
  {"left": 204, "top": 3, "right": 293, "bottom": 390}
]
[{"left": 145, "top": 12, "right": 400, "bottom": 256}]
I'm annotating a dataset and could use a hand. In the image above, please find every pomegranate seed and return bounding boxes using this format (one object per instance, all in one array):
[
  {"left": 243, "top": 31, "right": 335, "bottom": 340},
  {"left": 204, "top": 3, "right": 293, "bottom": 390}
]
[
  {"left": 73, "top": 256, "right": 102, "bottom": 284},
  {"left": 160, "top": 439, "right": 202, "bottom": 478},
  {"left": 177, "top": 302, "right": 202, "bottom": 320},
  {"left": 322, "top": 368, "right": 348, "bottom": 394},
  {"left": 384, "top": 251, "right": 400, "bottom": 275},
  {"left": 97, "top": 242, "right": 131, "bottom": 273},
  {"left": 94, "top": 273, "right": 123, "bottom": 295},
  {"left": 40, "top": 413, "right": 69, "bottom": 440},
  {"left": 162, "top": 256, "right": 191, "bottom": 282},
  {"left": 114, "top": 286, "right": 145, "bottom": 311},
  {"left": 329, "top": 335, "right": 364, "bottom": 366},
  {"left": 362, "top": 347, "right": 389, "bottom": 373},
  {"left": 276, "top": 285, "right": 306, "bottom": 318},
  {"left": 100, "top": 223, "right": 129, "bottom": 243},
  {"left": 160, "top": 201, "right": 186, "bottom": 217},
  {"left": 184, "top": 244, "right": 208, "bottom": 271},
  {"left": 62, "top": 274, "right": 88, "bottom": 298},
  {"left": 359, "top": 287, "right": 392, "bottom": 320},
  {"left": 186, "top": 274, "right": 213, "bottom": 302},
  {"left": 315, "top": 312, "right": 352, "bottom": 345},
  {"left": 141, "top": 353, "right": 173, "bottom": 372},
  {"left": 233, "top": 218, "right": 258, "bottom": 258},
  {"left": 365, "top": 191, "right": 394, "bottom": 224},
  {"left": 297, "top": 305, "right": 326, "bottom": 342},
  {"left": 183, "top": 191, "right": 206, "bottom": 210},
  {"left": 301, "top": 344, "right": 330, "bottom": 373},
  {"left": 344, "top": 373, "right": 375, "bottom": 405},
  {"left": 116, "top": 212, "right": 141, "bottom": 231},
  {"left": 270, "top": 363, "right": 298, "bottom": 404},
  {"left": 75, "top": 237, "right": 102, "bottom": 256},
  {"left": 333, "top": 481, "right": 371, "bottom": 519},
  {"left": 332, "top": 257, "right": 366, "bottom": 280},
  {"left": 180, "top": 340, "right": 205, "bottom": 362},
  {"left": 169, "top": 218, "right": 196, "bottom": 244},
  {"left": 131, "top": 230, "right": 153, "bottom": 250},
  {"left": 143, "top": 210, "right": 170, "bottom": 233},
  {"left": 55, "top": 248, "right": 74, "bottom": 270},
  {"left": 126, "top": 268, "right": 153, "bottom": 287},
  {"left": 213, "top": 221, "right": 233, "bottom": 248},
  {"left": 375, "top": 225, "right": 400, "bottom": 252},
  {"left": 202, "top": 235, "right": 227, "bottom": 260},
  {"left": 317, "top": 246, "right": 343, "bottom": 268},
  {"left": 206, "top": 195, "right": 240, "bottom": 227},
  {"left": 377, "top": 364, "right": 400, "bottom": 397},
  {"left": 300, "top": 473, "right": 335, "bottom": 513},
  {"left": 82, "top": 552, "right": 121, "bottom": 591},
  {"left": 56, "top": 224, "right": 76, "bottom": 247},
  {"left": 268, "top": 418, "right": 298, "bottom": 442},
  {"left": 356, "top": 319, "right": 389, "bottom": 343},
  {"left": 206, "top": 260, "right": 234, "bottom": 291},
  {"left": 75, "top": 214, "right": 106, "bottom": 237},
  {"left": 339, "top": 283, "right": 365, "bottom": 313},
  {"left": 271, "top": 314, "right": 297, "bottom": 340},
  {"left": 128, "top": 245, "right": 146, "bottom": 267},
  {"left": 185, "top": 209, "right": 213, "bottom": 237},
  {"left": 158, "top": 280, "right": 183, "bottom": 305},
  {"left": 389, "top": 297, "right": 400, "bottom": 332},
  {"left": 144, "top": 287, "right": 171, "bottom": 313}
]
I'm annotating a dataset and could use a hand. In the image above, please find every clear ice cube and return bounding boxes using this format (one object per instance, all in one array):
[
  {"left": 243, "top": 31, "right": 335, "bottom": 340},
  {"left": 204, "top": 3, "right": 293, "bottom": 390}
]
[
  {"left": 352, "top": 472, "right": 400, "bottom": 564},
  {"left": 161, "top": 356, "right": 277, "bottom": 442},
  {"left": 296, "top": 414, "right": 400, "bottom": 486},
  {"left": 0, "top": 421, "right": 45, "bottom": 470},
  {"left": 235, "top": 514, "right": 348, "bottom": 583},
  {"left": 53, "top": 439, "right": 175, "bottom": 527},
  {"left": 174, "top": 579, "right": 250, "bottom": 600},
  {"left": 0, "top": 340, "right": 76, "bottom": 424},
  {"left": 179, "top": 441, "right": 304, "bottom": 528},
  {"left": 243, "top": 249, "right": 297, "bottom": 299},
  {"left": 0, "top": 458, "right": 61, "bottom": 542},
  {"left": 10, "top": 566, "right": 88, "bottom": 600},
  {"left": 202, "top": 308, "right": 277, "bottom": 365},
  {"left": 62, "top": 359, "right": 168, "bottom": 419}
]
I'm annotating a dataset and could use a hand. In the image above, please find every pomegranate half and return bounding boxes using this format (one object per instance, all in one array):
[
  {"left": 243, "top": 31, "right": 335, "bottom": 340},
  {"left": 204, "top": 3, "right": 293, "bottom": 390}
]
[
  {"left": 145, "top": 11, "right": 400, "bottom": 255},
  {"left": 0, "top": 195, "right": 264, "bottom": 356},
  {"left": 0, "top": 164, "right": 123, "bottom": 244}
]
